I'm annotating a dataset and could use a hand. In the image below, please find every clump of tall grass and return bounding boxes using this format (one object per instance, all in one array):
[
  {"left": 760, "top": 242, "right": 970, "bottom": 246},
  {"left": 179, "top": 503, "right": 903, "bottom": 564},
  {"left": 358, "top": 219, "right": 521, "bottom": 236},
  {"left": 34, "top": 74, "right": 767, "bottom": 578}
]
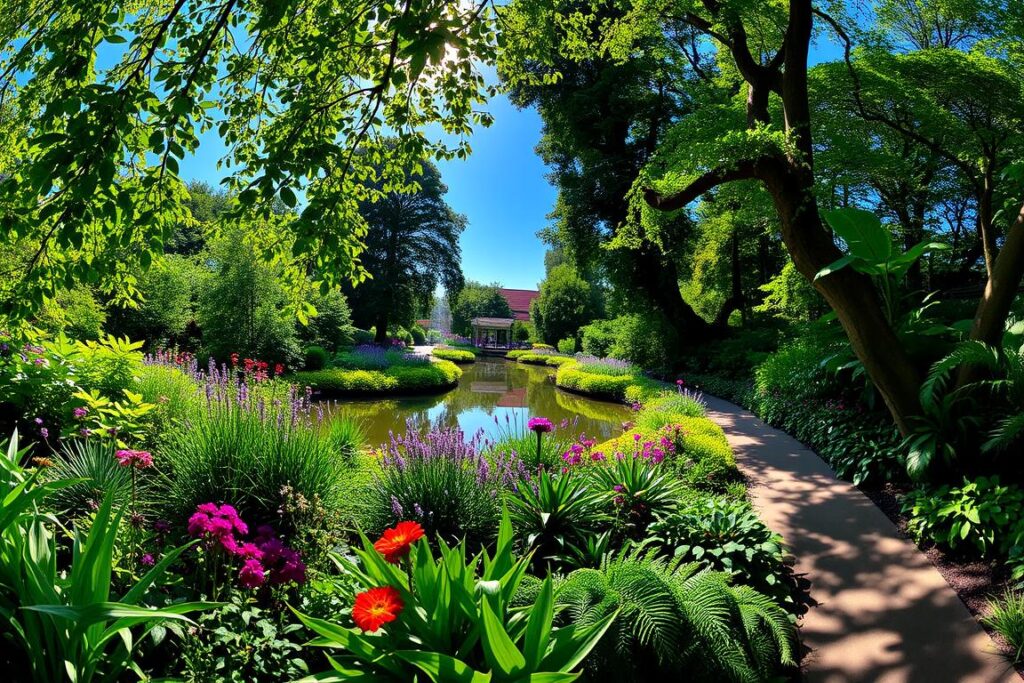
[
  {"left": 983, "top": 589, "right": 1024, "bottom": 663},
  {"left": 158, "top": 375, "right": 364, "bottom": 536},
  {"left": 48, "top": 439, "right": 133, "bottom": 517}
]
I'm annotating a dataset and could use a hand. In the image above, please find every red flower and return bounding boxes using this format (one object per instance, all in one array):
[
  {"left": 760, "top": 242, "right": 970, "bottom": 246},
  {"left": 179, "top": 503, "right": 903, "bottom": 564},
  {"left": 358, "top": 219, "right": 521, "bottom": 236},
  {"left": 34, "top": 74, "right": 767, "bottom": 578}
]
[
  {"left": 274, "top": 363, "right": 284, "bottom": 376},
  {"left": 230, "top": 353, "right": 239, "bottom": 366},
  {"left": 373, "top": 521, "right": 425, "bottom": 563},
  {"left": 352, "top": 586, "right": 403, "bottom": 632}
]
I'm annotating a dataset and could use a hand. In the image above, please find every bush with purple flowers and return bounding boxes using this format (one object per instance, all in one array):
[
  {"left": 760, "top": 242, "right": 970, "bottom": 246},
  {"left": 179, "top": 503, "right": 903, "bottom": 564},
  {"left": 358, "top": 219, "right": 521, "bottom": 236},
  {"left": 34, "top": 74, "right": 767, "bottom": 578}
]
[{"left": 362, "top": 421, "right": 529, "bottom": 550}]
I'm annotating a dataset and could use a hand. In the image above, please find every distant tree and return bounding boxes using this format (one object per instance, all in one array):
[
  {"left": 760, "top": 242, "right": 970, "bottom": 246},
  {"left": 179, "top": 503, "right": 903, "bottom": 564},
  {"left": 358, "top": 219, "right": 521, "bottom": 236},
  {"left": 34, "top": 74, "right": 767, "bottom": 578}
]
[
  {"left": 345, "top": 157, "right": 465, "bottom": 344},
  {"left": 450, "top": 282, "right": 513, "bottom": 336},
  {"left": 106, "top": 254, "right": 207, "bottom": 348},
  {"left": 166, "top": 181, "right": 231, "bottom": 256},
  {"left": 532, "top": 264, "right": 602, "bottom": 345},
  {"left": 298, "top": 289, "right": 356, "bottom": 352},
  {"left": 197, "top": 223, "right": 301, "bottom": 365}
]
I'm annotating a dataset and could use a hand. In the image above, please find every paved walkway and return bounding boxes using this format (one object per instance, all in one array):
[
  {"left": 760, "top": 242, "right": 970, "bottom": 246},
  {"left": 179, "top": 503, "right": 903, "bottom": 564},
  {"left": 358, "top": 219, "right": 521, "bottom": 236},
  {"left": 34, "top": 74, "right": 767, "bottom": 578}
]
[{"left": 703, "top": 395, "right": 1018, "bottom": 683}]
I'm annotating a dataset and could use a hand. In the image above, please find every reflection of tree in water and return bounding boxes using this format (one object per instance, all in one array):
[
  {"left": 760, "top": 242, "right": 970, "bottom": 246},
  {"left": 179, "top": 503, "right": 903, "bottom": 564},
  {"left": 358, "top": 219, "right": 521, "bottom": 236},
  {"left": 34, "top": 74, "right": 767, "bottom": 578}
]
[{"left": 318, "top": 358, "right": 632, "bottom": 445}]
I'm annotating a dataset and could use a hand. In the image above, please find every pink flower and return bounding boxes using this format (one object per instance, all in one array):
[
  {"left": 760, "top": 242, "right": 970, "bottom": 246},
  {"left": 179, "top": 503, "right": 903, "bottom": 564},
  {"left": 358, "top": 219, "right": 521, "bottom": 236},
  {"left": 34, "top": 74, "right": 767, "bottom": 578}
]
[
  {"left": 239, "top": 559, "right": 266, "bottom": 588},
  {"left": 115, "top": 450, "right": 153, "bottom": 469},
  {"left": 139, "top": 553, "right": 156, "bottom": 567},
  {"left": 527, "top": 417, "right": 553, "bottom": 434},
  {"left": 235, "top": 542, "right": 264, "bottom": 561},
  {"left": 591, "top": 451, "right": 605, "bottom": 461},
  {"left": 187, "top": 512, "right": 211, "bottom": 536},
  {"left": 73, "top": 407, "right": 88, "bottom": 419}
]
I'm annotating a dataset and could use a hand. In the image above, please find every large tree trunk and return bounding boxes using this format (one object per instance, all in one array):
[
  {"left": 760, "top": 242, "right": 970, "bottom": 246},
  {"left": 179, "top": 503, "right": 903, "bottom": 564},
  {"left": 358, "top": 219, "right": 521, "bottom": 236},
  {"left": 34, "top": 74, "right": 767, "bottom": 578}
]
[
  {"left": 966, "top": 202, "right": 1024, "bottom": 347},
  {"left": 629, "top": 243, "right": 720, "bottom": 345},
  {"left": 374, "top": 312, "right": 389, "bottom": 344}
]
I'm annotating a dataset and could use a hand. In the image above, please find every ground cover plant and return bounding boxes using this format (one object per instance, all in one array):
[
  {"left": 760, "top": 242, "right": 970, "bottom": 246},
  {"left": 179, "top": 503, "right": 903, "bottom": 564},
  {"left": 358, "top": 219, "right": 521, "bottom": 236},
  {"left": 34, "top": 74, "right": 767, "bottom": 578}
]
[{"left": 431, "top": 346, "right": 476, "bottom": 363}]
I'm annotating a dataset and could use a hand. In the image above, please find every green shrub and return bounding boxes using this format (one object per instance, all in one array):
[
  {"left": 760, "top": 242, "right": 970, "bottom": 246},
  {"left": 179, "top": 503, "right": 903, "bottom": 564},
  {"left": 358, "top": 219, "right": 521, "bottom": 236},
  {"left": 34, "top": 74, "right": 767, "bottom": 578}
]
[
  {"left": 292, "top": 359, "right": 460, "bottom": 396},
  {"left": 431, "top": 347, "right": 475, "bottom": 363},
  {"left": 507, "top": 469, "right": 609, "bottom": 573},
  {"left": 557, "top": 364, "right": 636, "bottom": 400},
  {"left": 35, "top": 286, "right": 107, "bottom": 341},
  {"left": 409, "top": 324, "right": 426, "bottom": 345},
  {"left": 982, "top": 589, "right": 1024, "bottom": 664},
  {"left": 902, "top": 477, "right": 1024, "bottom": 579},
  {"left": 74, "top": 335, "right": 145, "bottom": 400},
  {"left": 580, "top": 319, "right": 617, "bottom": 358},
  {"left": 555, "top": 548, "right": 796, "bottom": 682},
  {"left": 298, "top": 288, "right": 356, "bottom": 352},
  {"left": 516, "top": 351, "right": 575, "bottom": 366},
  {"left": 352, "top": 328, "right": 374, "bottom": 345},
  {"left": 606, "top": 312, "right": 679, "bottom": 373},
  {"left": 303, "top": 344, "right": 329, "bottom": 370},
  {"left": 557, "top": 337, "right": 577, "bottom": 354},
  {"left": 505, "top": 349, "right": 528, "bottom": 360},
  {"left": 650, "top": 494, "right": 794, "bottom": 609}
]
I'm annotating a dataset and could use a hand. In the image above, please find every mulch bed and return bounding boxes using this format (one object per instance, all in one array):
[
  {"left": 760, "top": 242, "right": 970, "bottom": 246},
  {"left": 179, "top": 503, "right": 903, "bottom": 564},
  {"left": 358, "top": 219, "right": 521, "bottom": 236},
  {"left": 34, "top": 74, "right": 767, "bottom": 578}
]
[{"left": 861, "top": 483, "right": 1023, "bottom": 679}]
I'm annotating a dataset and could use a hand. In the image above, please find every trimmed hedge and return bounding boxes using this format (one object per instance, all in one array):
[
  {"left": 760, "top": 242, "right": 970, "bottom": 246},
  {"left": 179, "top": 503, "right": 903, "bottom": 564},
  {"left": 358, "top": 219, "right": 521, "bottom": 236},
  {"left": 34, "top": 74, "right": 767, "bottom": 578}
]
[
  {"left": 555, "top": 362, "right": 664, "bottom": 403},
  {"left": 293, "top": 359, "right": 461, "bottom": 396},
  {"left": 505, "top": 349, "right": 529, "bottom": 360},
  {"left": 516, "top": 352, "right": 575, "bottom": 367},
  {"left": 432, "top": 348, "right": 476, "bottom": 364}
]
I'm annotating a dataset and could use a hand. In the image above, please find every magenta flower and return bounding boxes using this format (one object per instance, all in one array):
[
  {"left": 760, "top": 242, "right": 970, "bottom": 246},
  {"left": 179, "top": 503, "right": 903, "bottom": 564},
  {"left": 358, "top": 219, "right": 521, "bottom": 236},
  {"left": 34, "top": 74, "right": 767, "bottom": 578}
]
[
  {"left": 239, "top": 559, "right": 266, "bottom": 588},
  {"left": 527, "top": 417, "right": 553, "bottom": 434},
  {"left": 139, "top": 553, "right": 156, "bottom": 567},
  {"left": 73, "top": 407, "right": 88, "bottom": 419},
  {"left": 115, "top": 449, "right": 153, "bottom": 469}
]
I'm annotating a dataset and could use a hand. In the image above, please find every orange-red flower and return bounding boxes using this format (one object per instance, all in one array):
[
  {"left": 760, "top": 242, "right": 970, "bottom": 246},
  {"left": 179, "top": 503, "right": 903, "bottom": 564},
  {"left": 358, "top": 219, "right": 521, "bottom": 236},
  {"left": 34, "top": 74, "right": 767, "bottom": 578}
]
[
  {"left": 373, "top": 521, "right": 425, "bottom": 563},
  {"left": 352, "top": 586, "right": 403, "bottom": 632}
]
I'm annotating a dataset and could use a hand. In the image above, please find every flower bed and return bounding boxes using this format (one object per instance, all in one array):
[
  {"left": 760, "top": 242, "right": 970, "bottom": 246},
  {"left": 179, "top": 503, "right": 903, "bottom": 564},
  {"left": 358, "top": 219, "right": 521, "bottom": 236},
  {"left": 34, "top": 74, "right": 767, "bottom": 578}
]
[
  {"left": 431, "top": 347, "right": 476, "bottom": 363},
  {"left": 554, "top": 356, "right": 664, "bottom": 403}
]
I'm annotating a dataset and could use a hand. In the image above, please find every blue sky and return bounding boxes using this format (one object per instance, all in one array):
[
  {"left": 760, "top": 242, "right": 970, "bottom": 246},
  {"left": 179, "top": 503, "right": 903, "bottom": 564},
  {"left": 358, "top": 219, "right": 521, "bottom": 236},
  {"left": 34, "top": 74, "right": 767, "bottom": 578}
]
[{"left": 178, "top": 38, "right": 847, "bottom": 293}]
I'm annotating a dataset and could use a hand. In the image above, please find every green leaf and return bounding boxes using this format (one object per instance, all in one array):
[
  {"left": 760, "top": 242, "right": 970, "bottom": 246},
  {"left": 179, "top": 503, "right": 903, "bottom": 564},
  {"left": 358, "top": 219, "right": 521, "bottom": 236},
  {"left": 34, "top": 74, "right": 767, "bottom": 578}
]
[
  {"left": 479, "top": 596, "right": 526, "bottom": 677},
  {"left": 523, "top": 578, "right": 554, "bottom": 669},
  {"left": 395, "top": 651, "right": 491, "bottom": 683},
  {"left": 823, "top": 208, "right": 893, "bottom": 263}
]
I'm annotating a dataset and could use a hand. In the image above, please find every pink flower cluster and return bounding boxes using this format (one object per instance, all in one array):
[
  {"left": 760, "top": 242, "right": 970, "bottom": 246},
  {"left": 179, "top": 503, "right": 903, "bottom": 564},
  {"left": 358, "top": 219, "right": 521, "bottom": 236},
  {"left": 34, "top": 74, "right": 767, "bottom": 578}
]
[
  {"left": 187, "top": 503, "right": 306, "bottom": 589},
  {"left": 561, "top": 434, "right": 601, "bottom": 467},
  {"left": 115, "top": 449, "right": 154, "bottom": 468}
]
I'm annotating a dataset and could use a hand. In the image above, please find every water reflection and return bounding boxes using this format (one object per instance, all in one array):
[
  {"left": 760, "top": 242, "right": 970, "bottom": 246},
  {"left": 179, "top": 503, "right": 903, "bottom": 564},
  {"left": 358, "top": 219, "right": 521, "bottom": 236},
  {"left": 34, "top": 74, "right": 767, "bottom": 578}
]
[{"left": 322, "top": 358, "right": 630, "bottom": 447}]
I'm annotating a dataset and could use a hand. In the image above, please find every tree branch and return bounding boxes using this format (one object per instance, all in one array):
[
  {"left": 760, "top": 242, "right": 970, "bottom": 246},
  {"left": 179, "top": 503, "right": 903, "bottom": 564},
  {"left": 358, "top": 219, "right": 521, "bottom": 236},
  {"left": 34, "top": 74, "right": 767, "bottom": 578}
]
[{"left": 643, "top": 157, "right": 770, "bottom": 211}]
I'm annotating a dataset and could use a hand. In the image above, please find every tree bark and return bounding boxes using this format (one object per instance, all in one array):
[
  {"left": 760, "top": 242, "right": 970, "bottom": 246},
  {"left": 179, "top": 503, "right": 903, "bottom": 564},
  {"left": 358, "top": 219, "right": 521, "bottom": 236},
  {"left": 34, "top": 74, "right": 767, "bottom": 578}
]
[{"left": 966, "top": 202, "right": 1024, "bottom": 347}]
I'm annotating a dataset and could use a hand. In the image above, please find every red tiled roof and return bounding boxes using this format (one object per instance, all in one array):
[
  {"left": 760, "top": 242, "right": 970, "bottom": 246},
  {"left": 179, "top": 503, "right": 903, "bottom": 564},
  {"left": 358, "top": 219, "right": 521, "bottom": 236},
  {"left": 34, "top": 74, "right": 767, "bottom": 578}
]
[{"left": 498, "top": 288, "right": 539, "bottom": 322}]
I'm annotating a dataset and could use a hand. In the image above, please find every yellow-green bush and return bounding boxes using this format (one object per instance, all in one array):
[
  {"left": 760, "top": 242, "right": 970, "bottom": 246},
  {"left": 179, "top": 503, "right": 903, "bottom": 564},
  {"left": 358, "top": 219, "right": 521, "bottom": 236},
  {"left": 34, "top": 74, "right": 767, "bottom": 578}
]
[
  {"left": 516, "top": 352, "right": 574, "bottom": 367},
  {"left": 555, "top": 362, "right": 663, "bottom": 403},
  {"left": 505, "top": 349, "right": 529, "bottom": 360},
  {"left": 432, "top": 348, "right": 476, "bottom": 363},
  {"left": 293, "top": 359, "right": 461, "bottom": 396}
]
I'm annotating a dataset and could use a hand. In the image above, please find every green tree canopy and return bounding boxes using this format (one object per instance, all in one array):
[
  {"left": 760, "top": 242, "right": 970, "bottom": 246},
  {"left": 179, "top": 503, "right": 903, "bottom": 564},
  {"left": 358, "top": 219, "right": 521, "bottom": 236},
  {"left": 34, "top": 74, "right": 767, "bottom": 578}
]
[
  {"left": 345, "top": 155, "right": 466, "bottom": 343},
  {"left": 0, "top": 0, "right": 497, "bottom": 319},
  {"left": 450, "top": 282, "right": 512, "bottom": 336},
  {"left": 532, "top": 264, "right": 602, "bottom": 345}
]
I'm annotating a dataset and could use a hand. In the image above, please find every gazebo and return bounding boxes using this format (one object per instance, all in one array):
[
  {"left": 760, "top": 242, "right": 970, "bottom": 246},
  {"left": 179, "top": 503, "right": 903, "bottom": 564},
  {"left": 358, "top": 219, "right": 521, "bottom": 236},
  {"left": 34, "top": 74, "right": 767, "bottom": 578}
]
[{"left": 470, "top": 317, "right": 515, "bottom": 349}]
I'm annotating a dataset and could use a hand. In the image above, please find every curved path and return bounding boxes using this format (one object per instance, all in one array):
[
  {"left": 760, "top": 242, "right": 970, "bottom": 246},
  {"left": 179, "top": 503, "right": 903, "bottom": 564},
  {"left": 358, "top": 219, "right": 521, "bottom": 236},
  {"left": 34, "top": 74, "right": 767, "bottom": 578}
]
[{"left": 703, "top": 394, "right": 1018, "bottom": 683}]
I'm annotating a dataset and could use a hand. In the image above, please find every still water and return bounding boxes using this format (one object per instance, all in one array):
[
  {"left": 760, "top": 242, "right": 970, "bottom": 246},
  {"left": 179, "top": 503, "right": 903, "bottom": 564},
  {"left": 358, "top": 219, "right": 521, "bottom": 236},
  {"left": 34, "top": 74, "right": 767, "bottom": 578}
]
[{"left": 325, "top": 357, "right": 631, "bottom": 448}]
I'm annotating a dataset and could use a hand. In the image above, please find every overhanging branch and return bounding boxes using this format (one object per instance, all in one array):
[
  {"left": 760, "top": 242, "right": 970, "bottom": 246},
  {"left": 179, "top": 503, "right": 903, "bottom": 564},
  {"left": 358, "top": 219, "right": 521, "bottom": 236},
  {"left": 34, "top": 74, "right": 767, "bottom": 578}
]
[{"left": 643, "top": 157, "right": 769, "bottom": 211}]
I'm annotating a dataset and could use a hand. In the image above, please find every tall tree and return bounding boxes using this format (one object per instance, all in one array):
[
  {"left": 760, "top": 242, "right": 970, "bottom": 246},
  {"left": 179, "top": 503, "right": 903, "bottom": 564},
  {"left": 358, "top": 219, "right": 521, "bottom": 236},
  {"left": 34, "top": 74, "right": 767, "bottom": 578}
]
[{"left": 346, "top": 158, "right": 465, "bottom": 343}]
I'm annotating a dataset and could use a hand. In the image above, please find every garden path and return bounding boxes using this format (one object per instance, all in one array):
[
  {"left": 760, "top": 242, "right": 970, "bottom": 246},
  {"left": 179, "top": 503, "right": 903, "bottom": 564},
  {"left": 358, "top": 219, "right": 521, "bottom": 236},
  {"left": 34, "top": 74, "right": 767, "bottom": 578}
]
[{"left": 702, "top": 394, "right": 1019, "bottom": 683}]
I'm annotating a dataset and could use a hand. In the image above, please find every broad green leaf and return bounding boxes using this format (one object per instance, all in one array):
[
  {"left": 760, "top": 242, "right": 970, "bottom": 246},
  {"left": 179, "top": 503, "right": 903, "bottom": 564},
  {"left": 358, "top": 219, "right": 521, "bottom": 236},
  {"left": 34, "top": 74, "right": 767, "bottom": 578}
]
[
  {"left": 823, "top": 208, "right": 893, "bottom": 263},
  {"left": 479, "top": 596, "right": 526, "bottom": 677},
  {"left": 395, "top": 651, "right": 491, "bottom": 683}
]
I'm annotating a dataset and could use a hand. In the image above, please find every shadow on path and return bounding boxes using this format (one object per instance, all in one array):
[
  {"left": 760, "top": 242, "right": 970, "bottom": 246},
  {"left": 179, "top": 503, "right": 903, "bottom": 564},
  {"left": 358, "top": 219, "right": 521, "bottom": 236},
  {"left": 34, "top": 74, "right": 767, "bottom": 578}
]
[{"left": 703, "top": 395, "right": 1018, "bottom": 683}]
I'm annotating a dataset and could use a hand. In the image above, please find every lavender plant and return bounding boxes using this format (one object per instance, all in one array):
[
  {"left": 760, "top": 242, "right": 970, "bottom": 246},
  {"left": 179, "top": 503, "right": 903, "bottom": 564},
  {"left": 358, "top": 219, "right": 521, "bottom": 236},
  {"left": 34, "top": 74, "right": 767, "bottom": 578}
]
[
  {"left": 362, "top": 421, "right": 529, "bottom": 551},
  {"left": 329, "top": 345, "right": 430, "bottom": 371},
  {"left": 573, "top": 354, "right": 637, "bottom": 377}
]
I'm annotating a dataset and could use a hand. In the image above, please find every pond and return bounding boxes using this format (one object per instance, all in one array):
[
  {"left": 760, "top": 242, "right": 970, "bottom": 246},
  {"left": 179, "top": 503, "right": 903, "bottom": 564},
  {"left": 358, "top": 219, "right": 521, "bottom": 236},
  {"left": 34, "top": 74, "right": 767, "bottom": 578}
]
[{"left": 324, "top": 357, "right": 631, "bottom": 448}]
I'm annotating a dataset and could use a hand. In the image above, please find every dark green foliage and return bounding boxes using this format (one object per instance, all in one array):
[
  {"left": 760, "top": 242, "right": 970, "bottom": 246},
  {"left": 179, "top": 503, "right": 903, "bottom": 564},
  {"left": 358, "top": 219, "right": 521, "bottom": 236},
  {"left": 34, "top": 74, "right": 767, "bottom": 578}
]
[
  {"left": 344, "top": 157, "right": 465, "bottom": 343},
  {"left": 409, "top": 325, "right": 427, "bottom": 345},
  {"left": 303, "top": 345, "right": 329, "bottom": 371},
  {"left": 507, "top": 469, "right": 609, "bottom": 573},
  {"left": 579, "top": 319, "right": 617, "bottom": 358},
  {"left": 902, "top": 477, "right": 1024, "bottom": 580},
  {"left": 588, "top": 457, "right": 681, "bottom": 541},
  {"left": 650, "top": 494, "right": 794, "bottom": 610},
  {"left": 179, "top": 595, "right": 310, "bottom": 682},
  {"left": 48, "top": 439, "right": 133, "bottom": 518},
  {"left": 555, "top": 549, "right": 796, "bottom": 682},
  {"left": 450, "top": 282, "right": 513, "bottom": 336},
  {"left": 106, "top": 255, "right": 206, "bottom": 350}
]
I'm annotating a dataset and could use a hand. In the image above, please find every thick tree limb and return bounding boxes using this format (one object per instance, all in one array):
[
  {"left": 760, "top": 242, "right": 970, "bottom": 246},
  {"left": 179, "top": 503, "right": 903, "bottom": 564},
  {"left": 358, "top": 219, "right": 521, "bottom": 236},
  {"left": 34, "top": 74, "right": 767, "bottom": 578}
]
[{"left": 643, "top": 158, "right": 770, "bottom": 211}]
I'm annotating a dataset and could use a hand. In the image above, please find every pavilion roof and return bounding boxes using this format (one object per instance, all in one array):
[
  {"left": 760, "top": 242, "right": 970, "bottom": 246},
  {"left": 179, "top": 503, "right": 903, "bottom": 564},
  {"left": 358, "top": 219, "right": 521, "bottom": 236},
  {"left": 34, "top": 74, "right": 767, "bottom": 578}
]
[{"left": 471, "top": 317, "right": 515, "bottom": 328}]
